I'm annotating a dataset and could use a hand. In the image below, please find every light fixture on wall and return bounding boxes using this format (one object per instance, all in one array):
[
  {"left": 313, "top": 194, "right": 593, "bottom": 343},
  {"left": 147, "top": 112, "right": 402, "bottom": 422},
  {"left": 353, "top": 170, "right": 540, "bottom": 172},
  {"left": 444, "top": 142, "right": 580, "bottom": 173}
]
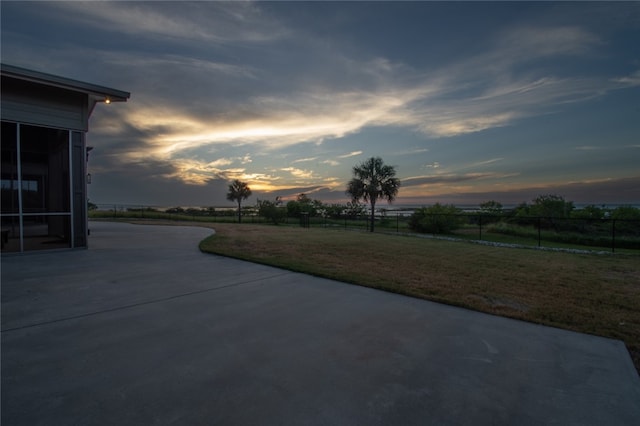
[
  {"left": 87, "top": 173, "right": 92, "bottom": 184},
  {"left": 105, "top": 97, "right": 111, "bottom": 104}
]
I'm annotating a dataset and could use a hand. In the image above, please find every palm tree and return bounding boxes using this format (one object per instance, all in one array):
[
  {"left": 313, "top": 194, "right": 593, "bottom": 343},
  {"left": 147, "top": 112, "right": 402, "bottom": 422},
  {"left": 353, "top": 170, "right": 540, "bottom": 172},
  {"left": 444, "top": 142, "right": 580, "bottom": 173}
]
[
  {"left": 226, "top": 179, "right": 252, "bottom": 223},
  {"left": 346, "top": 157, "right": 400, "bottom": 232}
]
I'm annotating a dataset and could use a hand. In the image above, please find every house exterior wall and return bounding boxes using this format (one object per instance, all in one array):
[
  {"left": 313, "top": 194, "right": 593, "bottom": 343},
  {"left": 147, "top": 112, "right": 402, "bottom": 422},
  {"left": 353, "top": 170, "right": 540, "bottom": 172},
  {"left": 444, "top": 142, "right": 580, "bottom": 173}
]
[
  {"left": 1, "top": 76, "right": 89, "bottom": 132},
  {"left": 1, "top": 65, "right": 127, "bottom": 253},
  {"left": 0, "top": 77, "right": 90, "bottom": 253}
]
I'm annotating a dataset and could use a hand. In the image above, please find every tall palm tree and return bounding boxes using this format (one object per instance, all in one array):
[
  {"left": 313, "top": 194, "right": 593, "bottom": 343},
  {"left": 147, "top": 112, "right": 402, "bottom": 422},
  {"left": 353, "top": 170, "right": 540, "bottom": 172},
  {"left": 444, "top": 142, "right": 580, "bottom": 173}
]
[
  {"left": 346, "top": 157, "right": 400, "bottom": 232},
  {"left": 226, "top": 179, "right": 252, "bottom": 223}
]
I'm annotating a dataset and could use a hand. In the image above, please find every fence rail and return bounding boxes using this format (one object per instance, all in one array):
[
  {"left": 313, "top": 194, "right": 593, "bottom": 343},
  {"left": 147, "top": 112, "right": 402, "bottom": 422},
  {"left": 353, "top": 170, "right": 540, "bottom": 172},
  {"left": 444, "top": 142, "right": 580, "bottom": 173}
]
[{"left": 89, "top": 204, "right": 640, "bottom": 253}]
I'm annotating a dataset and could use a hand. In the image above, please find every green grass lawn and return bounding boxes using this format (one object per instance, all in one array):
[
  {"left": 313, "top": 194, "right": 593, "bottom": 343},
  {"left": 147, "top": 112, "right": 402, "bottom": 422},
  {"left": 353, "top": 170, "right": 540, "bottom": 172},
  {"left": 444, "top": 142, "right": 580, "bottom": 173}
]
[{"left": 195, "top": 222, "right": 640, "bottom": 375}]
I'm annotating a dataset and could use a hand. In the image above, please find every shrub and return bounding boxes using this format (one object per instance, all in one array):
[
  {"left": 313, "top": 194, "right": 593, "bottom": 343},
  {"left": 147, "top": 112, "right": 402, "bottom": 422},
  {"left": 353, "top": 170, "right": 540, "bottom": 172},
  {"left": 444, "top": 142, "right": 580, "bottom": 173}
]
[
  {"left": 408, "top": 203, "right": 464, "bottom": 234},
  {"left": 257, "top": 199, "right": 287, "bottom": 225},
  {"left": 611, "top": 205, "right": 640, "bottom": 220},
  {"left": 571, "top": 205, "right": 606, "bottom": 220}
]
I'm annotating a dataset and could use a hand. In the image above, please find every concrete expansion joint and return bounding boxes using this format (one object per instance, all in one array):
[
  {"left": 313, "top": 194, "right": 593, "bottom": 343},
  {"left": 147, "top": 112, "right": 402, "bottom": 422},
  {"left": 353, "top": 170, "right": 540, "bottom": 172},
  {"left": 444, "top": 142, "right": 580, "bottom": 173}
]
[{"left": 0, "top": 271, "right": 293, "bottom": 333}]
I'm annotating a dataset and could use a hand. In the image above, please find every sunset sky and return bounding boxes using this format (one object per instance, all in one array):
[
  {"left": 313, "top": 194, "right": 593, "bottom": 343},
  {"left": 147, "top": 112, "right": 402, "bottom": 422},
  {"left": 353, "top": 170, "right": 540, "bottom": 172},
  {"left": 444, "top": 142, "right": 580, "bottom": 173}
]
[{"left": 2, "top": 1, "right": 639, "bottom": 207}]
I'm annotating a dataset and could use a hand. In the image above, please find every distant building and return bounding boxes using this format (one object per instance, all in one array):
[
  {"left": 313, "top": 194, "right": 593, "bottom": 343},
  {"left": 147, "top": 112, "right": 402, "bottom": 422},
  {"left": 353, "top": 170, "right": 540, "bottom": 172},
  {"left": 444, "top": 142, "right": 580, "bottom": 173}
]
[{"left": 1, "top": 64, "right": 129, "bottom": 253}]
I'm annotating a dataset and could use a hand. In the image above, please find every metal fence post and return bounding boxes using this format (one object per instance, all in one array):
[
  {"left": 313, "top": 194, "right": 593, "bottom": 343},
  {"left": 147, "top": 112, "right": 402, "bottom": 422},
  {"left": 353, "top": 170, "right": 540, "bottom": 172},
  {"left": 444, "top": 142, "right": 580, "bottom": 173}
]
[
  {"left": 538, "top": 217, "right": 541, "bottom": 247},
  {"left": 612, "top": 219, "right": 616, "bottom": 253}
]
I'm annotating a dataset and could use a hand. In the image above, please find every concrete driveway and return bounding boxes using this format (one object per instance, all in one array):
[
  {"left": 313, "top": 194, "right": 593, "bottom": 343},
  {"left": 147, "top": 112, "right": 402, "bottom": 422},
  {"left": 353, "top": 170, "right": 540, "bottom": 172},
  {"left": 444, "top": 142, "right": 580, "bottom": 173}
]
[{"left": 2, "top": 221, "right": 639, "bottom": 425}]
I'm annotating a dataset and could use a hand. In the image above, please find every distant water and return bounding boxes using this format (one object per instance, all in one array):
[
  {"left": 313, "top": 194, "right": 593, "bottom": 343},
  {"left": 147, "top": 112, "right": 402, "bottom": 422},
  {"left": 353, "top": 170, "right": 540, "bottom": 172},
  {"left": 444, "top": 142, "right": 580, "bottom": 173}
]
[
  {"left": 98, "top": 203, "right": 639, "bottom": 213},
  {"left": 388, "top": 203, "right": 640, "bottom": 211},
  {"left": 376, "top": 203, "right": 640, "bottom": 215}
]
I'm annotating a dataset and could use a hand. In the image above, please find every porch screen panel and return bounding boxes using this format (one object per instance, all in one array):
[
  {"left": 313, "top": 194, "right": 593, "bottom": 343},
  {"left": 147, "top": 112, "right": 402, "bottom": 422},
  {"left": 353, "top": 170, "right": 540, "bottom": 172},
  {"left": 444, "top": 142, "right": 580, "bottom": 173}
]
[
  {"left": 1, "top": 122, "right": 20, "bottom": 251},
  {"left": 19, "top": 124, "right": 71, "bottom": 250},
  {"left": 72, "top": 131, "right": 87, "bottom": 247}
]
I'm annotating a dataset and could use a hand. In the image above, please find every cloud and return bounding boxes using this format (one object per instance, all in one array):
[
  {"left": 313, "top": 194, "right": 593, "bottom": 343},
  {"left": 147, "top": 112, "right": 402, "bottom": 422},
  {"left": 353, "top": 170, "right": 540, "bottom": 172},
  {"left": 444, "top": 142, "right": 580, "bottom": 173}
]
[
  {"left": 291, "top": 157, "right": 318, "bottom": 164},
  {"left": 576, "top": 145, "right": 640, "bottom": 151},
  {"left": 87, "top": 20, "right": 631, "bottom": 187},
  {"left": 40, "top": 4, "right": 635, "bottom": 171},
  {"left": 613, "top": 70, "right": 640, "bottom": 87},
  {"left": 50, "top": 1, "right": 288, "bottom": 44},
  {"left": 497, "top": 25, "right": 601, "bottom": 59},
  {"left": 387, "top": 25, "right": 610, "bottom": 138},
  {"left": 469, "top": 158, "right": 504, "bottom": 167},
  {"left": 108, "top": 85, "right": 428, "bottom": 160},
  {"left": 403, "top": 173, "right": 512, "bottom": 187},
  {"left": 423, "top": 162, "right": 441, "bottom": 169},
  {"left": 338, "top": 151, "right": 363, "bottom": 159},
  {"left": 420, "top": 112, "right": 518, "bottom": 138},
  {"left": 155, "top": 155, "right": 263, "bottom": 186},
  {"left": 394, "top": 148, "right": 429, "bottom": 156},
  {"left": 105, "top": 54, "right": 258, "bottom": 80},
  {"left": 281, "top": 167, "right": 317, "bottom": 180},
  {"left": 261, "top": 185, "right": 337, "bottom": 200},
  {"left": 406, "top": 74, "right": 623, "bottom": 138},
  {"left": 81, "top": 9, "right": 636, "bottom": 200},
  {"left": 163, "top": 159, "right": 224, "bottom": 185}
]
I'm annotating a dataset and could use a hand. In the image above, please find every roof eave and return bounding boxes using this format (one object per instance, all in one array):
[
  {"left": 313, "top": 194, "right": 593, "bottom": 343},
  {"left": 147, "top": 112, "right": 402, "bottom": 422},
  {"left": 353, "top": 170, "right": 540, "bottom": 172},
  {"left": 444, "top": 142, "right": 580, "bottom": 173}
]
[{"left": 1, "top": 63, "right": 130, "bottom": 102}]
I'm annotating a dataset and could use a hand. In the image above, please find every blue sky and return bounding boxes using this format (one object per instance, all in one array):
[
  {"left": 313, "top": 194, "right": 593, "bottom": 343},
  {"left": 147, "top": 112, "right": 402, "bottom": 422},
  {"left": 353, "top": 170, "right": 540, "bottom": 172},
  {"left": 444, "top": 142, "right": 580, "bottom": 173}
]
[{"left": 2, "top": 1, "right": 639, "bottom": 207}]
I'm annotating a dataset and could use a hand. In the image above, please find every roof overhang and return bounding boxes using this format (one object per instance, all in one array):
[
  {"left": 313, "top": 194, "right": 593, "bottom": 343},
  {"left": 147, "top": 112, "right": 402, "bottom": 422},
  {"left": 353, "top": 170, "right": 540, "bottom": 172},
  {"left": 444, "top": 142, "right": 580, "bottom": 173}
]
[
  {"left": 1, "top": 63, "right": 130, "bottom": 116},
  {"left": 1, "top": 63, "right": 130, "bottom": 102}
]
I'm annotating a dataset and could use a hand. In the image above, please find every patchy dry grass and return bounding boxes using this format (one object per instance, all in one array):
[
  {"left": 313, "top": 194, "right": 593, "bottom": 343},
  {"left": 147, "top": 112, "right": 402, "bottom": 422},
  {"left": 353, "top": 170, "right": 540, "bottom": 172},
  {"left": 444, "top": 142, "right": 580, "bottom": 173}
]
[{"left": 121, "top": 219, "right": 640, "bottom": 374}]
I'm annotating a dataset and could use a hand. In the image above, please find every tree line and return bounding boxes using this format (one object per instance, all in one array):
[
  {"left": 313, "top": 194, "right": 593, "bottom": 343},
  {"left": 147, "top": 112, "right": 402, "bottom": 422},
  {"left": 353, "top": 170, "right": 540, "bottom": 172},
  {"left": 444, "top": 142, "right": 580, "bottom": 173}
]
[
  {"left": 101, "top": 153, "right": 637, "bottom": 233},
  {"left": 407, "top": 197, "right": 640, "bottom": 235},
  {"left": 228, "top": 156, "right": 400, "bottom": 232},
  {"left": 226, "top": 158, "right": 639, "bottom": 233}
]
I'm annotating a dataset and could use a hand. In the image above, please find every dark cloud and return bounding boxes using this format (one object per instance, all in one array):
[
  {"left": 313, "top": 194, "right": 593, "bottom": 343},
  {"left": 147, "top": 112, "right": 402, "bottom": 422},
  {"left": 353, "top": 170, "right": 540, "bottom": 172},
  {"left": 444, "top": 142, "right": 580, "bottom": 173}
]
[{"left": 89, "top": 169, "right": 232, "bottom": 208}]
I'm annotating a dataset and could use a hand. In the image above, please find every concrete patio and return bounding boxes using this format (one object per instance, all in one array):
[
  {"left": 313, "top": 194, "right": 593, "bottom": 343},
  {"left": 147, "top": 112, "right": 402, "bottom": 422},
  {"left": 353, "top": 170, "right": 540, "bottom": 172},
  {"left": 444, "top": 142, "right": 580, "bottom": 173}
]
[{"left": 2, "top": 221, "right": 639, "bottom": 425}]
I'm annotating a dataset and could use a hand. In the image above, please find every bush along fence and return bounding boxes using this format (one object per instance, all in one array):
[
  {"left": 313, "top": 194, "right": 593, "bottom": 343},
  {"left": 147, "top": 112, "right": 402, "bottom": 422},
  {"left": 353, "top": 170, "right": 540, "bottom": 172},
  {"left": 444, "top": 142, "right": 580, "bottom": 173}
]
[
  {"left": 90, "top": 204, "right": 240, "bottom": 222},
  {"left": 422, "top": 213, "right": 638, "bottom": 252},
  {"left": 89, "top": 204, "right": 640, "bottom": 253}
]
